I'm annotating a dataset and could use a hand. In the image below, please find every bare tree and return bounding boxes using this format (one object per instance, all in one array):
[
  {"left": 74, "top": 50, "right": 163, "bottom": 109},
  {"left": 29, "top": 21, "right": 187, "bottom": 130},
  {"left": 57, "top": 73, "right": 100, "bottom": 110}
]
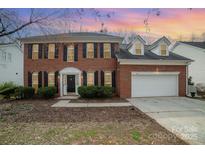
[{"left": 0, "top": 8, "right": 114, "bottom": 44}]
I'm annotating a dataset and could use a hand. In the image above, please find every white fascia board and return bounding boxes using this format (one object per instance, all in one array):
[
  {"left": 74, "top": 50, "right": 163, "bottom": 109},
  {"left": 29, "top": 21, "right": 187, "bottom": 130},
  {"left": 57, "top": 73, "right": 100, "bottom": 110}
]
[
  {"left": 118, "top": 59, "right": 191, "bottom": 65},
  {"left": 131, "top": 71, "right": 180, "bottom": 76}
]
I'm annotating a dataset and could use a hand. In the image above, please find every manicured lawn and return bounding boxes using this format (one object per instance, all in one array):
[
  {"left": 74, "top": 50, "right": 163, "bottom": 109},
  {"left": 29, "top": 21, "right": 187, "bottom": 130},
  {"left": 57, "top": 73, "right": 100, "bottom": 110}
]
[{"left": 0, "top": 99, "right": 186, "bottom": 144}]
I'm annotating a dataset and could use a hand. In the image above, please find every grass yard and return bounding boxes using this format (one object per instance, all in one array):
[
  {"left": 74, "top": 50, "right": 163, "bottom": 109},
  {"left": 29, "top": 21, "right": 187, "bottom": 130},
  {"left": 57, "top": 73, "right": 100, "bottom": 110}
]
[{"left": 0, "top": 99, "right": 187, "bottom": 145}]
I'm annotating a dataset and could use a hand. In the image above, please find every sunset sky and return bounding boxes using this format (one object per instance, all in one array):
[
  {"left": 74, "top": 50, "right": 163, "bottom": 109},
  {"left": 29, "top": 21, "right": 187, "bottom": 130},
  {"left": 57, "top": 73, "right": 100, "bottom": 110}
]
[{"left": 16, "top": 8, "right": 205, "bottom": 40}]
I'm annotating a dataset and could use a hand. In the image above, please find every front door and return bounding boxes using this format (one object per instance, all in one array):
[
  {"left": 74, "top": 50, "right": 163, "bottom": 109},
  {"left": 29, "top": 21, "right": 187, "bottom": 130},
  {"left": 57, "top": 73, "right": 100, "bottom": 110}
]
[{"left": 67, "top": 75, "right": 75, "bottom": 92}]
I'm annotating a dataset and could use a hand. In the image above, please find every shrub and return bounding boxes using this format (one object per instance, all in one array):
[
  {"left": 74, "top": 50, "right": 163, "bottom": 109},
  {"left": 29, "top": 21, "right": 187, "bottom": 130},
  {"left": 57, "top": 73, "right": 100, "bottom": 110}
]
[
  {"left": 14, "top": 86, "right": 24, "bottom": 99},
  {"left": 23, "top": 87, "right": 35, "bottom": 99},
  {"left": 78, "top": 86, "right": 113, "bottom": 98},
  {"left": 0, "top": 82, "right": 16, "bottom": 91},
  {"left": 0, "top": 87, "right": 16, "bottom": 99},
  {"left": 37, "top": 86, "right": 57, "bottom": 99}
]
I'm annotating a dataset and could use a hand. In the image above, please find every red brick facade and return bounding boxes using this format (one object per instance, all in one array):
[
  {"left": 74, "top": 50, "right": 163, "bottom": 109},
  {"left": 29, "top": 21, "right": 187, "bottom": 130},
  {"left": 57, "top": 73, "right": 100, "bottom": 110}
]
[
  {"left": 117, "top": 63, "right": 187, "bottom": 98},
  {"left": 24, "top": 43, "right": 118, "bottom": 91}
]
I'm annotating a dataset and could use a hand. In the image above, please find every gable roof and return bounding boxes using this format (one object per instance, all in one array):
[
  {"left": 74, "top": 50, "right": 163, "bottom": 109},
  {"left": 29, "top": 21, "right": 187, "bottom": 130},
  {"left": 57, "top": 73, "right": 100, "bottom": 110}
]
[
  {"left": 116, "top": 45, "right": 191, "bottom": 61},
  {"left": 19, "top": 32, "right": 124, "bottom": 43},
  {"left": 180, "top": 41, "right": 205, "bottom": 49},
  {"left": 148, "top": 36, "right": 171, "bottom": 50},
  {"left": 127, "top": 35, "right": 146, "bottom": 49}
]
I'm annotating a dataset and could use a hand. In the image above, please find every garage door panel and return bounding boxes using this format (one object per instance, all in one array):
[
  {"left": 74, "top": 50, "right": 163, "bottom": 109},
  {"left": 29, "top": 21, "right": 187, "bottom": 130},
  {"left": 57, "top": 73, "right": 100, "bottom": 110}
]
[{"left": 132, "top": 74, "right": 178, "bottom": 97}]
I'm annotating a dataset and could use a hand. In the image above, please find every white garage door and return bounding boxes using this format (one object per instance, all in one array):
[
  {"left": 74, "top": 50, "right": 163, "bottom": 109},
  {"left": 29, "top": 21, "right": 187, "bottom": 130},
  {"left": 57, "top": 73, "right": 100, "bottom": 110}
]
[{"left": 131, "top": 72, "right": 179, "bottom": 97}]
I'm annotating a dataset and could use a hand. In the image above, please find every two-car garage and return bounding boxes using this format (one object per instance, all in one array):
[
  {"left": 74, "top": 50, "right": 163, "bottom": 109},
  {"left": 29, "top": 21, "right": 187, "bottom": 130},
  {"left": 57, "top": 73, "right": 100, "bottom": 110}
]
[{"left": 131, "top": 72, "right": 179, "bottom": 97}]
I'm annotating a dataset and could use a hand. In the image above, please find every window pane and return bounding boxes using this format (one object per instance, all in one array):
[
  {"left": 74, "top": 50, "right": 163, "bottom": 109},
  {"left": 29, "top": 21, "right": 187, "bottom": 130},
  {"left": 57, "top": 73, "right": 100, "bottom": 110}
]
[
  {"left": 136, "top": 43, "right": 141, "bottom": 55},
  {"left": 104, "top": 43, "right": 111, "bottom": 58},
  {"left": 32, "top": 72, "right": 38, "bottom": 92},
  {"left": 87, "top": 72, "right": 94, "bottom": 86},
  {"left": 48, "top": 72, "right": 55, "bottom": 86},
  {"left": 161, "top": 44, "right": 167, "bottom": 56},
  {"left": 67, "top": 44, "right": 74, "bottom": 62},
  {"left": 32, "top": 44, "right": 38, "bottom": 60},
  {"left": 104, "top": 71, "right": 112, "bottom": 86},
  {"left": 48, "top": 44, "right": 55, "bottom": 59},
  {"left": 87, "top": 43, "right": 94, "bottom": 58}
]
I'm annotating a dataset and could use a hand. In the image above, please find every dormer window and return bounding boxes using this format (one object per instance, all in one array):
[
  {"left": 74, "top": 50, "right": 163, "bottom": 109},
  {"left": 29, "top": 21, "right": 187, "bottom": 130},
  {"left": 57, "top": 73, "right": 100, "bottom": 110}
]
[
  {"left": 136, "top": 43, "right": 142, "bottom": 55},
  {"left": 160, "top": 44, "right": 167, "bottom": 56}
]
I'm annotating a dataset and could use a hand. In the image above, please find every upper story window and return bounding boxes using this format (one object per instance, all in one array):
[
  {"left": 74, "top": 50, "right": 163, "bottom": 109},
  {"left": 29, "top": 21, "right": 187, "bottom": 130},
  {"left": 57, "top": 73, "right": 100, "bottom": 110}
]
[
  {"left": 104, "top": 71, "right": 112, "bottom": 86},
  {"left": 160, "top": 44, "right": 167, "bottom": 56},
  {"left": 103, "top": 43, "right": 111, "bottom": 58},
  {"left": 136, "top": 43, "right": 142, "bottom": 55},
  {"left": 32, "top": 44, "right": 39, "bottom": 60},
  {"left": 48, "top": 44, "right": 55, "bottom": 59},
  {"left": 87, "top": 72, "right": 94, "bottom": 86},
  {"left": 67, "top": 44, "right": 74, "bottom": 62},
  {"left": 0, "top": 51, "right": 6, "bottom": 62},
  {"left": 7, "top": 53, "right": 12, "bottom": 62},
  {"left": 87, "top": 43, "right": 94, "bottom": 58}
]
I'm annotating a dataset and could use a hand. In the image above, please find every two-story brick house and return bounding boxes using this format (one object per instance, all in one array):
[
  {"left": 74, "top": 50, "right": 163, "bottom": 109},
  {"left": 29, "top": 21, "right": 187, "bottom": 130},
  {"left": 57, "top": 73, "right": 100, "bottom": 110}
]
[{"left": 20, "top": 33, "right": 191, "bottom": 98}]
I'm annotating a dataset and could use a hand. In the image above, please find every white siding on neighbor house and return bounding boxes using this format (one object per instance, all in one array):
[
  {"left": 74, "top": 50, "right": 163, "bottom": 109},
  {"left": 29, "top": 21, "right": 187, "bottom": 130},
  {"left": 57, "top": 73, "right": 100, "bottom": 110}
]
[
  {"left": 151, "top": 39, "right": 169, "bottom": 56},
  {"left": 0, "top": 44, "right": 23, "bottom": 85},
  {"left": 172, "top": 43, "right": 205, "bottom": 84},
  {"left": 129, "top": 39, "right": 144, "bottom": 55}
]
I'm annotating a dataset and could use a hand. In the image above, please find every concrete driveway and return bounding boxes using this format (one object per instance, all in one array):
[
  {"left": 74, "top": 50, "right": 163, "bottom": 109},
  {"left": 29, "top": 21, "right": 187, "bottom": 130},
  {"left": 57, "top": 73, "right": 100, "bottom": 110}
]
[{"left": 129, "top": 97, "right": 205, "bottom": 144}]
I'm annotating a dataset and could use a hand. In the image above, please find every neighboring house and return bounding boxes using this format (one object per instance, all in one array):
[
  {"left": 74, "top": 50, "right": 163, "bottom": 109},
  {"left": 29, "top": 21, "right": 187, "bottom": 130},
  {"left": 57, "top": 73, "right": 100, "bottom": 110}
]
[
  {"left": 19, "top": 32, "right": 191, "bottom": 98},
  {"left": 0, "top": 43, "right": 23, "bottom": 85},
  {"left": 171, "top": 41, "right": 205, "bottom": 84}
]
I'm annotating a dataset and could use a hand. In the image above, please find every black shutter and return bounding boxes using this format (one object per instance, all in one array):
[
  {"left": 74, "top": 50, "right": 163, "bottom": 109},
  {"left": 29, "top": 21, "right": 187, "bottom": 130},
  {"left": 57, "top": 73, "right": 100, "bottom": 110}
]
[
  {"left": 44, "top": 71, "right": 48, "bottom": 87},
  {"left": 112, "top": 70, "right": 116, "bottom": 88},
  {"left": 28, "top": 44, "right": 32, "bottom": 59},
  {"left": 74, "top": 44, "right": 78, "bottom": 61},
  {"left": 83, "top": 43, "right": 87, "bottom": 58},
  {"left": 55, "top": 44, "right": 59, "bottom": 59},
  {"left": 94, "top": 71, "right": 98, "bottom": 86},
  {"left": 100, "top": 43, "right": 104, "bottom": 58},
  {"left": 28, "top": 72, "right": 32, "bottom": 87},
  {"left": 38, "top": 71, "right": 42, "bottom": 88},
  {"left": 111, "top": 43, "right": 115, "bottom": 58},
  {"left": 63, "top": 45, "right": 67, "bottom": 61},
  {"left": 94, "top": 43, "right": 97, "bottom": 58},
  {"left": 55, "top": 71, "right": 59, "bottom": 92},
  {"left": 83, "top": 71, "right": 87, "bottom": 86},
  {"left": 101, "top": 71, "right": 104, "bottom": 86},
  {"left": 38, "top": 44, "right": 43, "bottom": 59},
  {"left": 44, "top": 44, "right": 48, "bottom": 59}
]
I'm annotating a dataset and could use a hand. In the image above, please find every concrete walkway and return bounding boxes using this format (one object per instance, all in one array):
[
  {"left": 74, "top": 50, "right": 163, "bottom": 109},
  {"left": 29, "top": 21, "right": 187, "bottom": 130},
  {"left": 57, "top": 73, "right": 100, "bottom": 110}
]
[
  {"left": 129, "top": 97, "right": 205, "bottom": 144},
  {"left": 52, "top": 100, "right": 132, "bottom": 108}
]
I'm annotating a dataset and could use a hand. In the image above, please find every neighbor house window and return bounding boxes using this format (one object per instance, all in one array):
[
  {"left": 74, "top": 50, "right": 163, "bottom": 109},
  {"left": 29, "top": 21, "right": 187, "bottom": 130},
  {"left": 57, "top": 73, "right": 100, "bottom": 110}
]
[
  {"left": 67, "top": 44, "right": 74, "bottom": 62},
  {"left": 104, "top": 71, "right": 112, "bottom": 86},
  {"left": 32, "top": 44, "right": 39, "bottom": 60},
  {"left": 160, "top": 44, "right": 167, "bottom": 56},
  {"left": 48, "top": 72, "right": 55, "bottom": 86},
  {"left": 1, "top": 51, "right": 6, "bottom": 62},
  {"left": 136, "top": 43, "right": 142, "bottom": 55},
  {"left": 32, "top": 72, "right": 38, "bottom": 92},
  {"left": 48, "top": 44, "right": 55, "bottom": 59},
  {"left": 7, "top": 53, "right": 12, "bottom": 62},
  {"left": 103, "top": 43, "right": 111, "bottom": 58},
  {"left": 87, "top": 72, "right": 94, "bottom": 86},
  {"left": 87, "top": 43, "right": 94, "bottom": 58}
]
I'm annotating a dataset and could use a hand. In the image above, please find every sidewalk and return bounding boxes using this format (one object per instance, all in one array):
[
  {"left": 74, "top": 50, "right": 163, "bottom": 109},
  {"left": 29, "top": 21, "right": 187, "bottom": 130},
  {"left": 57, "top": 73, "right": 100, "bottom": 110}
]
[{"left": 52, "top": 100, "right": 132, "bottom": 108}]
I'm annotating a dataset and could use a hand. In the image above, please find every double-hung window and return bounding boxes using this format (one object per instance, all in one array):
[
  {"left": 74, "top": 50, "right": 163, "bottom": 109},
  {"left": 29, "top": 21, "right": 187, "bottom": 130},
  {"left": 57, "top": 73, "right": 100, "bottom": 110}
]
[
  {"left": 104, "top": 71, "right": 112, "bottom": 86},
  {"left": 103, "top": 43, "right": 111, "bottom": 58},
  {"left": 87, "top": 72, "right": 94, "bottom": 86},
  {"left": 87, "top": 43, "right": 94, "bottom": 58},
  {"left": 136, "top": 43, "right": 142, "bottom": 55},
  {"left": 32, "top": 44, "right": 39, "bottom": 60},
  {"left": 48, "top": 72, "right": 55, "bottom": 86},
  {"left": 48, "top": 44, "right": 55, "bottom": 59},
  {"left": 32, "top": 72, "right": 38, "bottom": 92},
  {"left": 67, "top": 44, "right": 74, "bottom": 62},
  {"left": 160, "top": 44, "right": 167, "bottom": 56}
]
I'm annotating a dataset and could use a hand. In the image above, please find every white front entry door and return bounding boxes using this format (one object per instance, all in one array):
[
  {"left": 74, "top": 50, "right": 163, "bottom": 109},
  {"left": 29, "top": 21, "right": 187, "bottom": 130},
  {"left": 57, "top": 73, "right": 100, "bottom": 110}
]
[{"left": 131, "top": 72, "right": 179, "bottom": 97}]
